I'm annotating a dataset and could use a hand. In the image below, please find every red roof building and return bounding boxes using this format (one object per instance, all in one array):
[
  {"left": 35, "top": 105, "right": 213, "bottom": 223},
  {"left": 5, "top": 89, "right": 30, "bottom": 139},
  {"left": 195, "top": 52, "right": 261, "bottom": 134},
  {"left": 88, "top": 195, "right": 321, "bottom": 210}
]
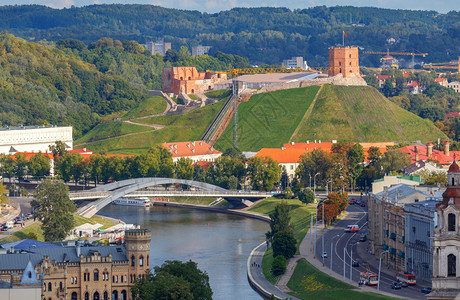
[
  {"left": 445, "top": 112, "right": 460, "bottom": 120},
  {"left": 162, "top": 141, "right": 222, "bottom": 163},
  {"left": 399, "top": 141, "right": 460, "bottom": 167}
]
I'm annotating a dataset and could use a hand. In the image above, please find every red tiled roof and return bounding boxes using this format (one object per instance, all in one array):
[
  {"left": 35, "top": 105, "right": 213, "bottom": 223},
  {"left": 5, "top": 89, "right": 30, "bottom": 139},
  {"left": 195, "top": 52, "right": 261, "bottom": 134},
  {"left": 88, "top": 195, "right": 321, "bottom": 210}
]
[
  {"left": 194, "top": 161, "right": 213, "bottom": 171},
  {"left": 375, "top": 75, "right": 390, "bottom": 79},
  {"left": 445, "top": 112, "right": 460, "bottom": 120},
  {"left": 406, "top": 81, "right": 420, "bottom": 87},
  {"left": 11, "top": 152, "right": 54, "bottom": 161},
  {"left": 254, "top": 148, "right": 307, "bottom": 163},
  {"left": 435, "top": 78, "right": 447, "bottom": 82},
  {"left": 403, "top": 72, "right": 411, "bottom": 77},
  {"left": 68, "top": 148, "right": 93, "bottom": 155},
  {"left": 399, "top": 145, "right": 455, "bottom": 165},
  {"left": 162, "top": 141, "right": 222, "bottom": 157}
]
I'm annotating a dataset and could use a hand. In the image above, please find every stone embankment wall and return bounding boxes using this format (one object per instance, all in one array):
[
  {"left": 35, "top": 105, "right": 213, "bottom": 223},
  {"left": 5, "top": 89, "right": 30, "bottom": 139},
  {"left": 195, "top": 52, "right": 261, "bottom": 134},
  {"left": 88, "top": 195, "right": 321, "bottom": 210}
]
[{"left": 257, "top": 73, "right": 367, "bottom": 94}]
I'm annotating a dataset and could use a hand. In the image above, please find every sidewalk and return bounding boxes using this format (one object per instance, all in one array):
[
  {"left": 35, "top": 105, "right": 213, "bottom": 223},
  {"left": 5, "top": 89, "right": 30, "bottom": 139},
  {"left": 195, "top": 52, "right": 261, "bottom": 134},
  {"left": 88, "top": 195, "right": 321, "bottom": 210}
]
[{"left": 247, "top": 241, "right": 299, "bottom": 300}]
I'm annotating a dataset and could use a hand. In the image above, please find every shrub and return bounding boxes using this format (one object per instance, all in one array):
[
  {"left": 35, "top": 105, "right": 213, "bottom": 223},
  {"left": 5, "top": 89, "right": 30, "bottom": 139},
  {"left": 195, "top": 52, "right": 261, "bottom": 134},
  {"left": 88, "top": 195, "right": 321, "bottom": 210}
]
[{"left": 271, "top": 255, "right": 287, "bottom": 276}]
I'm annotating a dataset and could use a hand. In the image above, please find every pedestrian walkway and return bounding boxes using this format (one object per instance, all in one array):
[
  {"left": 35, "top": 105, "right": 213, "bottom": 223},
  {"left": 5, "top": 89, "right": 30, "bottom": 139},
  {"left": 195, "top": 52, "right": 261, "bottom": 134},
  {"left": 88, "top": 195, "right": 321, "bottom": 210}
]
[{"left": 247, "top": 241, "right": 299, "bottom": 300}]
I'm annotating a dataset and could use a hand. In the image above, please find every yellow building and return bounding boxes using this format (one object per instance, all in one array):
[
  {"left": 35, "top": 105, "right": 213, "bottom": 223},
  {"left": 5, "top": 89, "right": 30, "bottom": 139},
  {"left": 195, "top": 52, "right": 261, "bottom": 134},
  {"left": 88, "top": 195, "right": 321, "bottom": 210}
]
[{"left": 0, "top": 229, "right": 151, "bottom": 300}]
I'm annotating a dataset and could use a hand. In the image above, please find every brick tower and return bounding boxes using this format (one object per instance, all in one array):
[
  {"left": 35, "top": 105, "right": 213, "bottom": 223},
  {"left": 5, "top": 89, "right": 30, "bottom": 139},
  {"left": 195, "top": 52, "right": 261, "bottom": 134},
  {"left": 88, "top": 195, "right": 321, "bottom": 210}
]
[
  {"left": 125, "top": 229, "right": 151, "bottom": 284},
  {"left": 328, "top": 46, "right": 360, "bottom": 78},
  {"left": 428, "top": 161, "right": 460, "bottom": 299}
]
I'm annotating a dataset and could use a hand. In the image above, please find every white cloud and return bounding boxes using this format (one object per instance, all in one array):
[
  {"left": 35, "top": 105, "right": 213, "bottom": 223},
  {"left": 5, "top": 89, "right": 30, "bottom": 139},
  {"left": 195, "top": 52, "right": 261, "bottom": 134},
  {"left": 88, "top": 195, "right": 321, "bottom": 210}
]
[{"left": 44, "top": 0, "right": 75, "bottom": 9}]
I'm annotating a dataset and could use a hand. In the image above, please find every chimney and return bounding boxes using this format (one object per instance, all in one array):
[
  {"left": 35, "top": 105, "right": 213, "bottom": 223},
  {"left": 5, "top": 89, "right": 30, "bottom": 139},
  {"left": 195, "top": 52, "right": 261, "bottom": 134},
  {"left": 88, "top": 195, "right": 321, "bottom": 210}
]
[
  {"left": 306, "top": 140, "right": 309, "bottom": 144},
  {"left": 291, "top": 141, "right": 295, "bottom": 145},
  {"left": 281, "top": 147, "right": 285, "bottom": 150},
  {"left": 427, "top": 142, "right": 433, "bottom": 158},
  {"left": 414, "top": 146, "right": 419, "bottom": 161},
  {"left": 191, "top": 141, "right": 195, "bottom": 146},
  {"left": 187, "top": 143, "right": 190, "bottom": 148},
  {"left": 444, "top": 140, "right": 450, "bottom": 157}
]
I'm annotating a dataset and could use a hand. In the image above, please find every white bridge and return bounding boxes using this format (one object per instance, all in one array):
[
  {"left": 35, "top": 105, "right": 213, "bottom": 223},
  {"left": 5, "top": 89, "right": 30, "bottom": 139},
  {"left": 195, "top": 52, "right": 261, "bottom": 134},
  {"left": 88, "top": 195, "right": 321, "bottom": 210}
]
[{"left": 71, "top": 178, "right": 272, "bottom": 217}]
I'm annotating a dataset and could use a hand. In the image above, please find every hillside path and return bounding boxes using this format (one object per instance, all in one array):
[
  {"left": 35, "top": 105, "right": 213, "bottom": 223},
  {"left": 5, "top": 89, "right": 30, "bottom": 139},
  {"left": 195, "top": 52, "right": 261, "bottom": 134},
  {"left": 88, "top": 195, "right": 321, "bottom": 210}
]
[{"left": 123, "top": 120, "right": 166, "bottom": 130}]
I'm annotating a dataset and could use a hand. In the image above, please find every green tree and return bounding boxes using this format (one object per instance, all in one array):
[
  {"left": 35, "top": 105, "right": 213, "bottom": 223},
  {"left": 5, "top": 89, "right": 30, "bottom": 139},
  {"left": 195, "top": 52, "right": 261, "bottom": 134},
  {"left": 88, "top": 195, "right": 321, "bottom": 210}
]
[
  {"left": 175, "top": 158, "right": 194, "bottom": 180},
  {"left": 49, "top": 141, "right": 68, "bottom": 161},
  {"left": 296, "top": 149, "right": 332, "bottom": 188},
  {"left": 298, "top": 188, "right": 315, "bottom": 204},
  {"left": 14, "top": 153, "right": 28, "bottom": 181},
  {"left": 383, "top": 78, "right": 393, "bottom": 97},
  {"left": 192, "top": 164, "right": 206, "bottom": 182},
  {"left": 87, "top": 154, "right": 105, "bottom": 185},
  {"left": 56, "top": 153, "right": 84, "bottom": 183},
  {"left": 28, "top": 152, "right": 50, "bottom": 178},
  {"left": 364, "top": 74, "right": 379, "bottom": 89},
  {"left": 246, "top": 156, "right": 280, "bottom": 191},
  {"left": 272, "top": 230, "right": 297, "bottom": 259},
  {"left": 0, "top": 183, "right": 9, "bottom": 213},
  {"left": 31, "top": 179, "right": 76, "bottom": 241},
  {"left": 367, "top": 146, "right": 382, "bottom": 163},
  {"left": 0, "top": 154, "right": 15, "bottom": 182},
  {"left": 132, "top": 260, "right": 212, "bottom": 300},
  {"left": 265, "top": 202, "right": 292, "bottom": 246},
  {"left": 271, "top": 255, "right": 287, "bottom": 276}
]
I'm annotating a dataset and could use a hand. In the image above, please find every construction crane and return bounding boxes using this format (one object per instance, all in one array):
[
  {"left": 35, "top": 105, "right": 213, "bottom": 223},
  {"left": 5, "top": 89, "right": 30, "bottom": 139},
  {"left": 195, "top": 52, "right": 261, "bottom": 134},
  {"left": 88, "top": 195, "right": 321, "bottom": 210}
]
[
  {"left": 423, "top": 58, "right": 460, "bottom": 73},
  {"left": 363, "top": 49, "right": 428, "bottom": 69}
]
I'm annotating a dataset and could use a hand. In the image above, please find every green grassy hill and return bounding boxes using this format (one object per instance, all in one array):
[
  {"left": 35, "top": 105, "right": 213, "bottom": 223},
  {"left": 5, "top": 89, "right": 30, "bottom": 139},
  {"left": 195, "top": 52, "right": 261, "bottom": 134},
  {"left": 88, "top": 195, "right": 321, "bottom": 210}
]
[
  {"left": 215, "top": 84, "right": 447, "bottom": 152},
  {"left": 290, "top": 85, "right": 447, "bottom": 143},
  {"left": 77, "top": 100, "right": 226, "bottom": 154},
  {"left": 215, "top": 86, "right": 321, "bottom": 152},
  {"left": 121, "top": 96, "right": 167, "bottom": 120}
]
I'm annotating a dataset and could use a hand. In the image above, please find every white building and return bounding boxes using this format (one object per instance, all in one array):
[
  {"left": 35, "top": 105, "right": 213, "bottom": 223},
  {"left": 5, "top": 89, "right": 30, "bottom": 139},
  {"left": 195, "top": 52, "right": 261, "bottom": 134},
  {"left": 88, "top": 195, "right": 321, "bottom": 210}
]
[
  {"left": 282, "top": 57, "right": 308, "bottom": 70},
  {"left": 429, "top": 161, "right": 460, "bottom": 299},
  {"left": 162, "top": 141, "right": 222, "bottom": 163},
  {"left": 447, "top": 81, "right": 460, "bottom": 93},
  {"left": 142, "top": 40, "right": 171, "bottom": 56},
  {"left": 0, "top": 125, "right": 72, "bottom": 155},
  {"left": 371, "top": 175, "right": 422, "bottom": 194},
  {"left": 191, "top": 45, "right": 212, "bottom": 56}
]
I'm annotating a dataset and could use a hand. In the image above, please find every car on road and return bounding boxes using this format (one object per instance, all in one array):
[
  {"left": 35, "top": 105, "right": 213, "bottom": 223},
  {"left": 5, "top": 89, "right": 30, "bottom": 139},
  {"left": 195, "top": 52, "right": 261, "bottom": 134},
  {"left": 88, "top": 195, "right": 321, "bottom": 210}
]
[
  {"left": 391, "top": 282, "right": 402, "bottom": 289},
  {"left": 352, "top": 260, "right": 359, "bottom": 267},
  {"left": 421, "top": 287, "right": 432, "bottom": 293},
  {"left": 1, "top": 225, "right": 8, "bottom": 231},
  {"left": 360, "top": 202, "right": 366, "bottom": 207},
  {"left": 359, "top": 234, "right": 367, "bottom": 242},
  {"left": 345, "top": 224, "right": 359, "bottom": 232},
  {"left": 321, "top": 252, "right": 328, "bottom": 258}
]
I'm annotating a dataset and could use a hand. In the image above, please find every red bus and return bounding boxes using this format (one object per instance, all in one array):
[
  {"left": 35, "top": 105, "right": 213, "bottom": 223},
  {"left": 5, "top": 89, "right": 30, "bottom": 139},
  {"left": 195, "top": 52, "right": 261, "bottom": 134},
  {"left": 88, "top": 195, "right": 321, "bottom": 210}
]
[
  {"left": 360, "top": 271, "right": 379, "bottom": 286},
  {"left": 396, "top": 272, "right": 416, "bottom": 285}
]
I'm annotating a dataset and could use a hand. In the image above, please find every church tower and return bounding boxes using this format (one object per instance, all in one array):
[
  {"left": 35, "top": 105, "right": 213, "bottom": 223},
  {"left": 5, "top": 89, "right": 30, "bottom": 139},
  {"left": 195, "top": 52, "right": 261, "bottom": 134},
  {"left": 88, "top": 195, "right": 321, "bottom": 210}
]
[
  {"left": 428, "top": 161, "right": 460, "bottom": 299},
  {"left": 125, "top": 229, "right": 151, "bottom": 285}
]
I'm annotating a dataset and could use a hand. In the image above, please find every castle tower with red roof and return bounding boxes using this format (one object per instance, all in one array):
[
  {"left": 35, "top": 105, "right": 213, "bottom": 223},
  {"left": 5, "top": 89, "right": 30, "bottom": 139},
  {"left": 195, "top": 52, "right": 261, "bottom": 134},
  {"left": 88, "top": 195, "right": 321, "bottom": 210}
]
[{"left": 429, "top": 161, "right": 460, "bottom": 299}]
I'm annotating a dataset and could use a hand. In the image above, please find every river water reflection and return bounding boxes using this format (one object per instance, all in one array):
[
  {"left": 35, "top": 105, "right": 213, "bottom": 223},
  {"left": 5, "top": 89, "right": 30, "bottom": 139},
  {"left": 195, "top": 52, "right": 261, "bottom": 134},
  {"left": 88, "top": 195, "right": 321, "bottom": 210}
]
[{"left": 98, "top": 205, "right": 268, "bottom": 299}]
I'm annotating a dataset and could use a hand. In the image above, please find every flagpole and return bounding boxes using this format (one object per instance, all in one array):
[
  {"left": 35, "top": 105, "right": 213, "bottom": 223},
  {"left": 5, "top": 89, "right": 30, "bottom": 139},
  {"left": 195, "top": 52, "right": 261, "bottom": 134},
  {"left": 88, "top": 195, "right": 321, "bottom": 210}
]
[{"left": 343, "top": 32, "right": 344, "bottom": 46}]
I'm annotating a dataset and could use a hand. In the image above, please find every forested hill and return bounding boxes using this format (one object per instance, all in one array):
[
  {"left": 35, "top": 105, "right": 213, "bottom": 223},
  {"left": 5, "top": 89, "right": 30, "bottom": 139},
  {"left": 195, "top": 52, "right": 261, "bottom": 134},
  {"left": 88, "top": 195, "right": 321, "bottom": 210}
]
[
  {"left": 0, "top": 5, "right": 459, "bottom": 65},
  {"left": 0, "top": 32, "right": 249, "bottom": 137}
]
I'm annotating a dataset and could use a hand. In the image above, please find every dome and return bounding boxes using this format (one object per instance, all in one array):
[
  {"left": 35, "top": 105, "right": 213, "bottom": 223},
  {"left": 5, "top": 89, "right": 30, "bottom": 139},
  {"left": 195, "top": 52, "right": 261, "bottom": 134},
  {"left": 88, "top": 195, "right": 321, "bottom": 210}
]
[{"left": 448, "top": 161, "right": 460, "bottom": 173}]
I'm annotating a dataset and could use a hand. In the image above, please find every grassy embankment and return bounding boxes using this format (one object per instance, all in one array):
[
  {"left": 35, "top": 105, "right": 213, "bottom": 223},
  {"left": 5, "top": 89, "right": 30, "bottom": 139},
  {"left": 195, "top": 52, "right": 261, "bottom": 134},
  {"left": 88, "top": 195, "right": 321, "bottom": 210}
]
[
  {"left": 215, "top": 86, "right": 320, "bottom": 152},
  {"left": 249, "top": 198, "right": 397, "bottom": 300},
  {"left": 204, "top": 89, "right": 231, "bottom": 99},
  {"left": 0, "top": 214, "right": 115, "bottom": 243},
  {"left": 291, "top": 85, "right": 446, "bottom": 143},
  {"left": 75, "top": 99, "right": 226, "bottom": 154},
  {"left": 121, "top": 96, "right": 168, "bottom": 120},
  {"left": 188, "top": 94, "right": 199, "bottom": 100}
]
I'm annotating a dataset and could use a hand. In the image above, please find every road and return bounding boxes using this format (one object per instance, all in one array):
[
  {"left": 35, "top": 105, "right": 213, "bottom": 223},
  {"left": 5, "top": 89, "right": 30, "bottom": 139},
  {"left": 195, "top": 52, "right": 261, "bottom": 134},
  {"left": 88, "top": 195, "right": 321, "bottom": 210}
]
[{"left": 313, "top": 198, "right": 428, "bottom": 299}]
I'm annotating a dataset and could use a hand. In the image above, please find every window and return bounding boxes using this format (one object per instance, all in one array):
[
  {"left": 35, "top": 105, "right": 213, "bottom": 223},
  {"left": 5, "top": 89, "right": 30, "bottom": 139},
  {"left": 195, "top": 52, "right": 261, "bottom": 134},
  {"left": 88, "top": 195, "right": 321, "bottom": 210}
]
[
  {"left": 94, "top": 269, "right": 99, "bottom": 281},
  {"left": 85, "top": 292, "right": 89, "bottom": 300},
  {"left": 453, "top": 178, "right": 455, "bottom": 186},
  {"left": 448, "top": 254, "right": 456, "bottom": 276},
  {"left": 75, "top": 277, "right": 77, "bottom": 284},
  {"left": 448, "top": 213, "right": 456, "bottom": 231},
  {"left": 412, "top": 226, "right": 416, "bottom": 234},
  {"left": 43, "top": 283, "right": 46, "bottom": 292},
  {"left": 59, "top": 281, "right": 63, "bottom": 289},
  {"left": 84, "top": 273, "right": 86, "bottom": 281},
  {"left": 28, "top": 271, "right": 32, "bottom": 279},
  {"left": 71, "top": 292, "right": 77, "bottom": 300},
  {"left": 349, "top": 54, "right": 351, "bottom": 58},
  {"left": 48, "top": 282, "right": 52, "bottom": 292},
  {"left": 112, "top": 290, "right": 118, "bottom": 300},
  {"left": 147, "top": 255, "right": 149, "bottom": 266},
  {"left": 131, "top": 255, "right": 135, "bottom": 267},
  {"left": 121, "top": 290, "right": 127, "bottom": 300},
  {"left": 71, "top": 277, "right": 74, "bottom": 284},
  {"left": 139, "top": 255, "right": 144, "bottom": 266},
  {"left": 116, "top": 275, "right": 118, "bottom": 283},
  {"left": 93, "top": 291, "right": 100, "bottom": 300},
  {"left": 103, "top": 292, "right": 108, "bottom": 300}
]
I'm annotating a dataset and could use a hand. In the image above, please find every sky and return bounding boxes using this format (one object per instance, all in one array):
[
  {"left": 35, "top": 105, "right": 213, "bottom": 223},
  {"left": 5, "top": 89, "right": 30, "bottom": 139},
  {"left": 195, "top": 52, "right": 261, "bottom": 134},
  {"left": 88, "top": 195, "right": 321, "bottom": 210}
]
[{"left": 0, "top": 0, "right": 458, "bottom": 14}]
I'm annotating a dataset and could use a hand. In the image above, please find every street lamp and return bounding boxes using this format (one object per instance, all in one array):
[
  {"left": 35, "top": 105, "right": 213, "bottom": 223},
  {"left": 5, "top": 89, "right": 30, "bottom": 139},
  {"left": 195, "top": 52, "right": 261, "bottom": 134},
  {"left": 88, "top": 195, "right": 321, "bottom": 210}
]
[
  {"left": 349, "top": 241, "right": 360, "bottom": 282},
  {"left": 313, "top": 172, "right": 320, "bottom": 197},
  {"left": 330, "top": 234, "right": 340, "bottom": 273},
  {"left": 378, "top": 250, "right": 390, "bottom": 290}
]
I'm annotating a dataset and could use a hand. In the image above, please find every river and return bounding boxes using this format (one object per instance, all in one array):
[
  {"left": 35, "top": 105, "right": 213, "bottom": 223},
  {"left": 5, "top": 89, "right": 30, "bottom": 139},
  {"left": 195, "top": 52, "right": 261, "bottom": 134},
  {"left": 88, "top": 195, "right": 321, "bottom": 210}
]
[{"left": 98, "top": 204, "right": 268, "bottom": 299}]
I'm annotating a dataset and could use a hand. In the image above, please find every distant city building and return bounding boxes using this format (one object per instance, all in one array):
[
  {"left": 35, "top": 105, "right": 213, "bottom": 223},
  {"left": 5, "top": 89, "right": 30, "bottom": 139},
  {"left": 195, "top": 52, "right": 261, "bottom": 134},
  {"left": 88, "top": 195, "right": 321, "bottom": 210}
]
[
  {"left": 162, "top": 141, "right": 222, "bottom": 163},
  {"left": 0, "top": 229, "right": 151, "bottom": 300},
  {"left": 371, "top": 175, "right": 422, "bottom": 194},
  {"left": 399, "top": 141, "right": 460, "bottom": 167},
  {"left": 0, "top": 125, "right": 72, "bottom": 155},
  {"left": 403, "top": 160, "right": 446, "bottom": 176},
  {"left": 162, "top": 67, "right": 227, "bottom": 95},
  {"left": 191, "top": 45, "right": 212, "bottom": 56},
  {"left": 368, "top": 183, "right": 443, "bottom": 272},
  {"left": 328, "top": 46, "right": 360, "bottom": 78},
  {"left": 429, "top": 161, "right": 460, "bottom": 299},
  {"left": 282, "top": 57, "right": 308, "bottom": 70},
  {"left": 214, "top": 72, "right": 318, "bottom": 90},
  {"left": 405, "top": 199, "right": 439, "bottom": 281},
  {"left": 375, "top": 75, "right": 391, "bottom": 88},
  {"left": 435, "top": 77, "right": 448, "bottom": 87},
  {"left": 447, "top": 81, "right": 460, "bottom": 93},
  {"left": 142, "top": 40, "right": 171, "bottom": 56}
]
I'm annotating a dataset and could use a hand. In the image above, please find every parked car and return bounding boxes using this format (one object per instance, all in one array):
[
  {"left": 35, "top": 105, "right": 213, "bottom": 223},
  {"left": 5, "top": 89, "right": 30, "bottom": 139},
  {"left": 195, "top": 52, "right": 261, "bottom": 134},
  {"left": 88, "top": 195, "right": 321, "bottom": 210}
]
[
  {"left": 421, "top": 287, "right": 432, "bottom": 294},
  {"left": 360, "top": 202, "right": 366, "bottom": 207},
  {"left": 321, "top": 252, "right": 328, "bottom": 258},
  {"left": 1, "top": 226, "right": 8, "bottom": 231},
  {"left": 14, "top": 218, "right": 23, "bottom": 224},
  {"left": 352, "top": 260, "right": 360, "bottom": 267},
  {"left": 391, "top": 282, "right": 402, "bottom": 289}
]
